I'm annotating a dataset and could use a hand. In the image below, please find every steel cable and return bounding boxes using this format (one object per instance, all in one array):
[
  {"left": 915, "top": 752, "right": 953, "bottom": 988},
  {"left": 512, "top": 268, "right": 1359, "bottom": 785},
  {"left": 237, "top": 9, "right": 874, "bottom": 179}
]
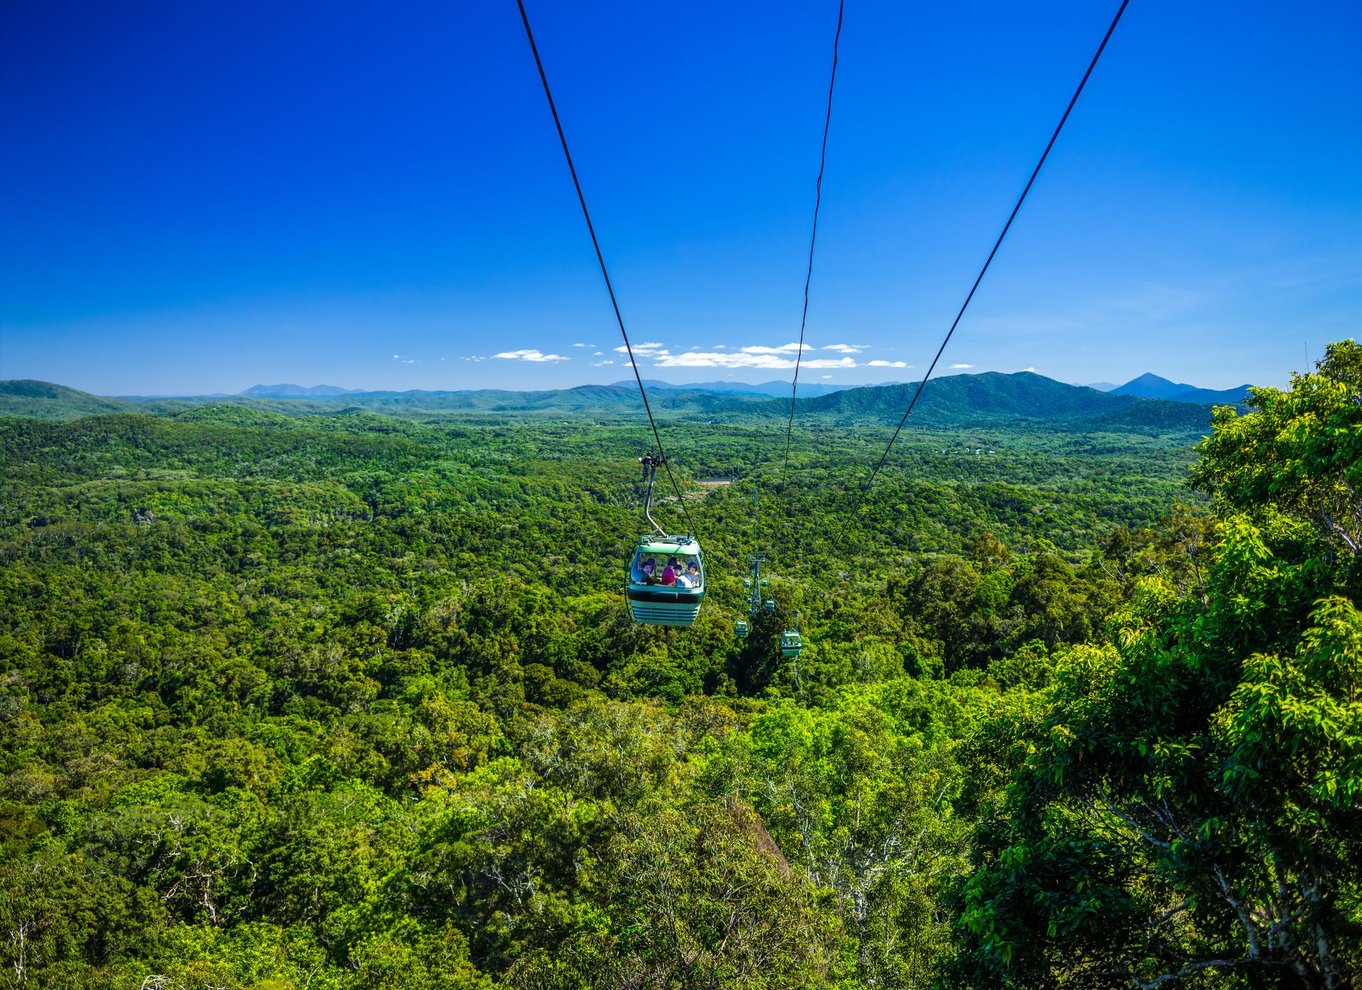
[
  {"left": 844, "top": 0, "right": 1130, "bottom": 531},
  {"left": 515, "top": 0, "right": 698, "bottom": 535},
  {"left": 781, "top": 0, "right": 846, "bottom": 484}
]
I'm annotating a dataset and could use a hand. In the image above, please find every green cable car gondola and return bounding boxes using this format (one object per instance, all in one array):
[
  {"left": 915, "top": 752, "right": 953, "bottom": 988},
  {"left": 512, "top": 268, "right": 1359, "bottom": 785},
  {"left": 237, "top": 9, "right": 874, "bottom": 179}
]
[
  {"left": 734, "top": 618, "right": 750, "bottom": 638},
  {"left": 627, "top": 535, "right": 705, "bottom": 626},
  {"left": 780, "top": 630, "right": 803, "bottom": 658},
  {"left": 627, "top": 455, "right": 704, "bottom": 626}
]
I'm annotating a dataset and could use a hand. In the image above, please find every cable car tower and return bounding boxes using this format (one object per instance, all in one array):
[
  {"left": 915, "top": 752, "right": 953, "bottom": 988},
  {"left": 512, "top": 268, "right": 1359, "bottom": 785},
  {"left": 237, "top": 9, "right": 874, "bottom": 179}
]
[
  {"left": 733, "top": 553, "right": 773, "bottom": 639},
  {"left": 733, "top": 552, "right": 803, "bottom": 658}
]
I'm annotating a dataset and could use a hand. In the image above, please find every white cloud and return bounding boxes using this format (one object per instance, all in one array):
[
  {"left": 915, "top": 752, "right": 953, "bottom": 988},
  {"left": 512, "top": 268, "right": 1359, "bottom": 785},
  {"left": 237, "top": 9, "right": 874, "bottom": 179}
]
[
  {"left": 571, "top": 342, "right": 595, "bottom": 348},
  {"left": 494, "top": 349, "right": 569, "bottom": 363},
  {"left": 821, "top": 343, "right": 867, "bottom": 353},
  {"left": 867, "top": 360, "right": 909, "bottom": 368},
  {"left": 592, "top": 360, "right": 615, "bottom": 366},
  {"left": 464, "top": 355, "right": 485, "bottom": 362},
  {"left": 592, "top": 351, "right": 603, "bottom": 356},
  {"left": 820, "top": 374, "right": 832, "bottom": 379},
  {"left": 654, "top": 350, "right": 855, "bottom": 370},
  {"left": 949, "top": 363, "right": 975, "bottom": 369},
  {"left": 604, "top": 340, "right": 859, "bottom": 370},
  {"left": 738, "top": 342, "right": 811, "bottom": 355},
  {"left": 391, "top": 354, "right": 418, "bottom": 365},
  {"left": 1021, "top": 366, "right": 1037, "bottom": 373}
]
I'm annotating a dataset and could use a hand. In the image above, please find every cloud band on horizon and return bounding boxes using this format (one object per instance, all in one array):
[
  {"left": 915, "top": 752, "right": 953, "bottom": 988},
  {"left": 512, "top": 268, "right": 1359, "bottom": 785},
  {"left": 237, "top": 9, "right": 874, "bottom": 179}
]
[{"left": 494, "top": 349, "right": 569, "bottom": 363}]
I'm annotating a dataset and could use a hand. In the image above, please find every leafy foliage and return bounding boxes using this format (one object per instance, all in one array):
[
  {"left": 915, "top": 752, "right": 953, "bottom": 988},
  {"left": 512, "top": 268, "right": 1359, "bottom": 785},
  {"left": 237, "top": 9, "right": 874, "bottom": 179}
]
[
  {"left": 955, "top": 342, "right": 1362, "bottom": 989},
  {"left": 0, "top": 347, "right": 1354, "bottom": 987}
]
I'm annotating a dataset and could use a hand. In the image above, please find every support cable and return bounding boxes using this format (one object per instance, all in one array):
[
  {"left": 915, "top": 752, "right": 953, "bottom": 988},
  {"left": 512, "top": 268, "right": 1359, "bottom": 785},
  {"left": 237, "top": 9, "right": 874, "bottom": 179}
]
[
  {"left": 853, "top": 0, "right": 1129, "bottom": 505},
  {"left": 781, "top": 0, "right": 846, "bottom": 484},
  {"left": 515, "top": 0, "right": 697, "bottom": 535}
]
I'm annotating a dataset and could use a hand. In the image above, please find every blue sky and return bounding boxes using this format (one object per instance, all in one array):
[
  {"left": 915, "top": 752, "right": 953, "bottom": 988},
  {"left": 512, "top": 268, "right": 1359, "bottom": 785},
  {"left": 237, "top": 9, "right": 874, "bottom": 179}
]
[{"left": 2, "top": 1, "right": 1358, "bottom": 395}]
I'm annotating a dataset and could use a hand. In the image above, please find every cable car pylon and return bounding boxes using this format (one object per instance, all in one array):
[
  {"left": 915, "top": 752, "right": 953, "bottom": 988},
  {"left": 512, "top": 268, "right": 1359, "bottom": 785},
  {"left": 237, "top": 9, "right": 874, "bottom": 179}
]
[
  {"left": 732, "top": 552, "right": 803, "bottom": 658},
  {"left": 734, "top": 552, "right": 773, "bottom": 639}
]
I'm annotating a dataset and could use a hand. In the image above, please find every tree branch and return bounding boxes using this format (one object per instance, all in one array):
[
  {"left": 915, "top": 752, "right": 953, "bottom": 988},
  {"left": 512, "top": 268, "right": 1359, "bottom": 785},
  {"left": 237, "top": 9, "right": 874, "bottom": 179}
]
[{"left": 1134, "top": 955, "right": 1262, "bottom": 989}]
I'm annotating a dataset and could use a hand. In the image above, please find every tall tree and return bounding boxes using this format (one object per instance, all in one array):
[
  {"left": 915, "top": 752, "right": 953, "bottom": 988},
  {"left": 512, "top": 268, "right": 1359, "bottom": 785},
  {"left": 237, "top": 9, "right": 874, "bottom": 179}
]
[{"left": 955, "top": 342, "right": 1362, "bottom": 989}]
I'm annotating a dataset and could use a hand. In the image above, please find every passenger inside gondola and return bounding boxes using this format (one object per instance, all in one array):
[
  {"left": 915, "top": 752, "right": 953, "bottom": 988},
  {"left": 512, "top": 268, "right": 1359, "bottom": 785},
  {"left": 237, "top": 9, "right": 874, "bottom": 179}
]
[{"left": 632, "top": 551, "right": 701, "bottom": 588}]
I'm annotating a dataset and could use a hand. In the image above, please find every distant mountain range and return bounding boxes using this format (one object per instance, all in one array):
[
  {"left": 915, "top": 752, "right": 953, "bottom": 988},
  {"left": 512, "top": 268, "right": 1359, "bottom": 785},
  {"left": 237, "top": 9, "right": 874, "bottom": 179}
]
[
  {"left": 1110, "top": 373, "right": 1251, "bottom": 405},
  {"left": 238, "top": 380, "right": 840, "bottom": 401},
  {"left": 240, "top": 383, "right": 360, "bottom": 398},
  {"left": 624, "top": 374, "right": 1247, "bottom": 405},
  {"left": 1, "top": 370, "right": 1251, "bottom": 434},
  {"left": 237, "top": 374, "right": 1248, "bottom": 405}
]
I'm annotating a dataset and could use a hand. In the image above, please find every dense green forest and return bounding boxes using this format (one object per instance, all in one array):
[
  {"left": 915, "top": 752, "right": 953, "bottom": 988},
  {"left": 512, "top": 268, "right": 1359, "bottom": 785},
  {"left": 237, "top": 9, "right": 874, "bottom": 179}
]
[{"left": 0, "top": 349, "right": 1357, "bottom": 988}]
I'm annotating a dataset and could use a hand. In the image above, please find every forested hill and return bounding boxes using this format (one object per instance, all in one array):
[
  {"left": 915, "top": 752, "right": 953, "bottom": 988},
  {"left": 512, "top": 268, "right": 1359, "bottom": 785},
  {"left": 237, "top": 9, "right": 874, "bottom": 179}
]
[
  {"left": 789, "top": 370, "right": 1227, "bottom": 428},
  {"left": 0, "top": 379, "right": 139, "bottom": 419},
  {"left": 3, "top": 371, "right": 1231, "bottom": 430},
  {"left": 219, "top": 383, "right": 767, "bottom": 416},
  {"left": 0, "top": 381, "right": 769, "bottom": 420}
]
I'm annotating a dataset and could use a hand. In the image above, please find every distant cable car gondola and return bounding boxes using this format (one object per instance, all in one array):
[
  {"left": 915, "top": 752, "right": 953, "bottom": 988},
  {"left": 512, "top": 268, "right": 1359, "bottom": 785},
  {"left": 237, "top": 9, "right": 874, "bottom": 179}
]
[
  {"left": 780, "top": 630, "right": 803, "bottom": 658},
  {"left": 735, "top": 618, "right": 750, "bottom": 638}
]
